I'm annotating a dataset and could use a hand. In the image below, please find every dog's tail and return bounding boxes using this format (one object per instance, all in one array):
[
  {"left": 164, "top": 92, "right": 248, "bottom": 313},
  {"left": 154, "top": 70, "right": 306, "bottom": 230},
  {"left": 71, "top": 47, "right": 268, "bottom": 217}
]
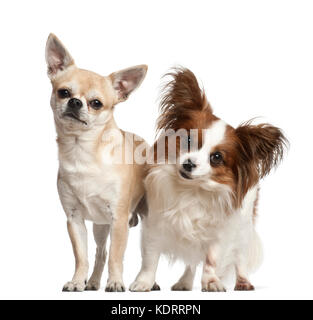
[{"left": 129, "top": 195, "right": 148, "bottom": 227}]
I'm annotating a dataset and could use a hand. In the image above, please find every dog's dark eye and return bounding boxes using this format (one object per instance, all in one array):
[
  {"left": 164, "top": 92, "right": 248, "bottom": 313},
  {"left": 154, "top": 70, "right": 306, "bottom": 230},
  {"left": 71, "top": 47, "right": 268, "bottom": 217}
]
[
  {"left": 210, "top": 151, "right": 223, "bottom": 166},
  {"left": 90, "top": 99, "right": 103, "bottom": 110},
  {"left": 57, "top": 89, "right": 71, "bottom": 99}
]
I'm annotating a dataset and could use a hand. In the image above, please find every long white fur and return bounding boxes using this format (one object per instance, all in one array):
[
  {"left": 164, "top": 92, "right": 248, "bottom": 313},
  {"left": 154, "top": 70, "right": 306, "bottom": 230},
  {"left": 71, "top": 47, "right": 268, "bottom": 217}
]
[{"left": 130, "top": 120, "right": 263, "bottom": 291}]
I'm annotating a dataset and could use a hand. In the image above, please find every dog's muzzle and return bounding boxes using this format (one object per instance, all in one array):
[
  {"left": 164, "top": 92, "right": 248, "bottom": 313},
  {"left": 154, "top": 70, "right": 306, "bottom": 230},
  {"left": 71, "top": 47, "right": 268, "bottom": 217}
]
[{"left": 63, "top": 98, "right": 87, "bottom": 125}]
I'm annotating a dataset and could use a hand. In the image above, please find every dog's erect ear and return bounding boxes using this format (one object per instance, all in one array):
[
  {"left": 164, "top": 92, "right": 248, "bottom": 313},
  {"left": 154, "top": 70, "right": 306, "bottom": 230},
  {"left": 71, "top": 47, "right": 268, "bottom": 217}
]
[
  {"left": 45, "top": 33, "right": 75, "bottom": 79},
  {"left": 157, "top": 67, "right": 212, "bottom": 132},
  {"left": 109, "top": 65, "right": 148, "bottom": 103},
  {"left": 162, "top": 67, "right": 209, "bottom": 112}
]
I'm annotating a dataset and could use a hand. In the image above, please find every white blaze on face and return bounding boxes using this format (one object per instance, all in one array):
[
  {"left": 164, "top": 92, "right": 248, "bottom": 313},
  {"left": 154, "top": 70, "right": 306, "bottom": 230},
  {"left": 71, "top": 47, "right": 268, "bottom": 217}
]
[{"left": 179, "top": 119, "right": 227, "bottom": 177}]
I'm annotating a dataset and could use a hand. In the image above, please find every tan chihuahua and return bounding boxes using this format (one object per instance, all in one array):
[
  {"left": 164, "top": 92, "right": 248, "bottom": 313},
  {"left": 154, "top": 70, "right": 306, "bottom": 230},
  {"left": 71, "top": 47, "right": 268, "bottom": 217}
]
[{"left": 45, "top": 34, "right": 149, "bottom": 292}]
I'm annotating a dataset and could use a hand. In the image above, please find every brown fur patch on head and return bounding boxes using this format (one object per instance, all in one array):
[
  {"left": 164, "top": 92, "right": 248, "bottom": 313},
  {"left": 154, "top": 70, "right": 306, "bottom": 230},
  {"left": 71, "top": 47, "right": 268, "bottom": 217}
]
[{"left": 209, "top": 125, "right": 238, "bottom": 193}]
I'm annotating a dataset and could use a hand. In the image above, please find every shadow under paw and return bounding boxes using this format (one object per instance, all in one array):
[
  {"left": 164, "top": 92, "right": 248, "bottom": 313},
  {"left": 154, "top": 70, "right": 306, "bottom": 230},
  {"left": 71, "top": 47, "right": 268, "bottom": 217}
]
[{"left": 151, "top": 282, "right": 161, "bottom": 291}]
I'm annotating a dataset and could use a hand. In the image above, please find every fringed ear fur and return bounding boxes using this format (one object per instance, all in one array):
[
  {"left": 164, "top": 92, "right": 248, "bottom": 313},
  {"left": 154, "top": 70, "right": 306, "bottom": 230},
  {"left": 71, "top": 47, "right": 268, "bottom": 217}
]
[
  {"left": 157, "top": 67, "right": 212, "bottom": 132},
  {"left": 234, "top": 121, "right": 288, "bottom": 204}
]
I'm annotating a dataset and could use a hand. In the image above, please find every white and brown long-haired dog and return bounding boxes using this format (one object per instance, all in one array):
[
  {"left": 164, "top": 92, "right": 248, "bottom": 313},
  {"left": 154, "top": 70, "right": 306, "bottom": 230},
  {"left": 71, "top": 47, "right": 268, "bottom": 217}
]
[
  {"left": 130, "top": 67, "right": 287, "bottom": 292},
  {"left": 46, "top": 34, "right": 149, "bottom": 292}
]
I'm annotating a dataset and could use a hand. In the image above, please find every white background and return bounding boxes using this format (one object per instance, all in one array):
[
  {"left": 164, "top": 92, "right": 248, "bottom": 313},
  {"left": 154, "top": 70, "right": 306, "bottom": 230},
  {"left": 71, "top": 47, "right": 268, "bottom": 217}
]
[{"left": 0, "top": 0, "right": 312, "bottom": 300}]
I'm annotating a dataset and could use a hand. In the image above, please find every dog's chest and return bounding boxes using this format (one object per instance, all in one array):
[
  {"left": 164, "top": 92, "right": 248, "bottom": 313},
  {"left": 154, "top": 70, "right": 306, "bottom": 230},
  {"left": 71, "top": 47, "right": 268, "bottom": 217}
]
[
  {"left": 58, "top": 141, "right": 119, "bottom": 224},
  {"left": 163, "top": 199, "right": 224, "bottom": 242},
  {"left": 149, "top": 185, "right": 231, "bottom": 262}
]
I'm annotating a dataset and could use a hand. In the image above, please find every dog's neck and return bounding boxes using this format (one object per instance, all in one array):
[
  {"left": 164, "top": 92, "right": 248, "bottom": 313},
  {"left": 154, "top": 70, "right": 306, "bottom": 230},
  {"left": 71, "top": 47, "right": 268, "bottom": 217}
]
[{"left": 56, "top": 116, "right": 119, "bottom": 166}]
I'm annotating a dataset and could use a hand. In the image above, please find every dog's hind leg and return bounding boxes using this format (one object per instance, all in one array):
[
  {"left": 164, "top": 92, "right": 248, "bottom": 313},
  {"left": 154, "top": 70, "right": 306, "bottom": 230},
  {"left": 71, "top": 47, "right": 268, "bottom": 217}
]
[
  {"left": 62, "top": 216, "right": 89, "bottom": 292},
  {"left": 234, "top": 253, "right": 255, "bottom": 291},
  {"left": 171, "top": 264, "right": 196, "bottom": 291},
  {"left": 85, "top": 224, "right": 110, "bottom": 291},
  {"left": 234, "top": 229, "right": 262, "bottom": 291}
]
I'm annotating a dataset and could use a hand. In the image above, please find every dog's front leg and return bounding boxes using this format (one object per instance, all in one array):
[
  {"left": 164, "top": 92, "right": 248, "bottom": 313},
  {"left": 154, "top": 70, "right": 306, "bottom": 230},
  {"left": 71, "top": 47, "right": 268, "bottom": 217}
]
[
  {"left": 86, "top": 224, "right": 110, "bottom": 291},
  {"left": 105, "top": 208, "right": 129, "bottom": 292},
  {"left": 171, "top": 264, "right": 196, "bottom": 291},
  {"left": 63, "top": 215, "right": 89, "bottom": 292},
  {"left": 201, "top": 244, "right": 226, "bottom": 292},
  {"left": 129, "top": 227, "right": 160, "bottom": 292}
]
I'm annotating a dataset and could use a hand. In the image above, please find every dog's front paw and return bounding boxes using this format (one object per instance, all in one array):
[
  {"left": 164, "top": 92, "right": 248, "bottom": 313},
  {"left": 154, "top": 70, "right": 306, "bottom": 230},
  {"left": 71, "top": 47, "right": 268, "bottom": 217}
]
[
  {"left": 105, "top": 280, "right": 125, "bottom": 292},
  {"left": 85, "top": 279, "right": 101, "bottom": 291},
  {"left": 171, "top": 281, "right": 192, "bottom": 291},
  {"left": 129, "top": 280, "right": 153, "bottom": 292},
  {"left": 62, "top": 281, "right": 86, "bottom": 292},
  {"left": 202, "top": 280, "right": 226, "bottom": 292}
]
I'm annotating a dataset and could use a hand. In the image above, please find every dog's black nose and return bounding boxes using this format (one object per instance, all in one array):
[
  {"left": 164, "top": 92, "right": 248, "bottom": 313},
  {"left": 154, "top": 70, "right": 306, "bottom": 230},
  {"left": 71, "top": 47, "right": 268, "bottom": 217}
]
[
  {"left": 68, "top": 98, "right": 83, "bottom": 110},
  {"left": 182, "top": 159, "right": 197, "bottom": 172}
]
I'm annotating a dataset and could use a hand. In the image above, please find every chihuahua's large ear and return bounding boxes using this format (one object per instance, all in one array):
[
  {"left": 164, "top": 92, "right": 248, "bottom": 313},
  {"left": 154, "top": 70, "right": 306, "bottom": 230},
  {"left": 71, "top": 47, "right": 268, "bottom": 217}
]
[
  {"left": 109, "top": 65, "right": 148, "bottom": 103},
  {"left": 45, "top": 33, "right": 75, "bottom": 79}
]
